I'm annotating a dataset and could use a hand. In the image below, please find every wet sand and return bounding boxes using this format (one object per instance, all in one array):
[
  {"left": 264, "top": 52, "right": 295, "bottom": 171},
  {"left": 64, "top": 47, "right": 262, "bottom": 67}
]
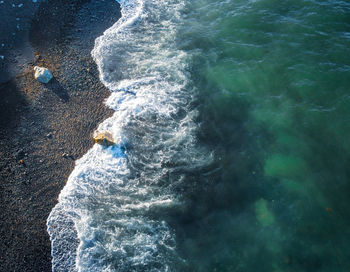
[{"left": 0, "top": 0, "right": 121, "bottom": 271}]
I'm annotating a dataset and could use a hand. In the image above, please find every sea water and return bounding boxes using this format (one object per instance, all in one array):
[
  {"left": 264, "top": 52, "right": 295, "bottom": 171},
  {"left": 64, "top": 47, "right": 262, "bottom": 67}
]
[{"left": 48, "top": 0, "right": 350, "bottom": 271}]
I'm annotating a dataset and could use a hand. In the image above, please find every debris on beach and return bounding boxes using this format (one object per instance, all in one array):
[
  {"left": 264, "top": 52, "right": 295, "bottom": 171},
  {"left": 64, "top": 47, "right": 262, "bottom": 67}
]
[
  {"left": 33, "top": 66, "right": 53, "bottom": 83},
  {"left": 93, "top": 131, "right": 115, "bottom": 146}
]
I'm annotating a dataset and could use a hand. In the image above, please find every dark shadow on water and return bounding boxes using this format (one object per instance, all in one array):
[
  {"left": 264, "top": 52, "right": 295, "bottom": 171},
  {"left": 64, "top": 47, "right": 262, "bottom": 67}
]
[{"left": 46, "top": 78, "right": 69, "bottom": 102}]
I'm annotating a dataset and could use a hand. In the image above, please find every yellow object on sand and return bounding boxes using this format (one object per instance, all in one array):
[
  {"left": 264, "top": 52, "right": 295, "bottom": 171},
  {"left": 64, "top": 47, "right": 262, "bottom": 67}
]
[{"left": 93, "top": 131, "right": 115, "bottom": 146}]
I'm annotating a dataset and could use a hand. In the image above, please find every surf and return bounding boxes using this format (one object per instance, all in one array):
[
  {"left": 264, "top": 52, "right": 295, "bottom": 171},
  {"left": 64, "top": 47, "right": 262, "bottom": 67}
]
[{"left": 47, "top": 0, "right": 210, "bottom": 271}]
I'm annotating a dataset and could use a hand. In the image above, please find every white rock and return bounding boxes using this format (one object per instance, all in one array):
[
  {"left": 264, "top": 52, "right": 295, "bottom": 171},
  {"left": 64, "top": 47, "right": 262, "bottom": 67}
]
[{"left": 34, "top": 66, "right": 53, "bottom": 83}]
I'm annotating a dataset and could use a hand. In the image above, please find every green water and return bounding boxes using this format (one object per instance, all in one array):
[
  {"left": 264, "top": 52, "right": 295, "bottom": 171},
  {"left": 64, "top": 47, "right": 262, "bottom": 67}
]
[{"left": 176, "top": 0, "right": 350, "bottom": 271}]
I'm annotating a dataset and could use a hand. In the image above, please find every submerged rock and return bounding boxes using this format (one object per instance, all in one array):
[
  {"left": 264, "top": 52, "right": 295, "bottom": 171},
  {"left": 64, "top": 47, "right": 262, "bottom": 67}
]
[
  {"left": 93, "top": 131, "right": 115, "bottom": 146},
  {"left": 255, "top": 198, "right": 275, "bottom": 227},
  {"left": 33, "top": 66, "right": 53, "bottom": 83}
]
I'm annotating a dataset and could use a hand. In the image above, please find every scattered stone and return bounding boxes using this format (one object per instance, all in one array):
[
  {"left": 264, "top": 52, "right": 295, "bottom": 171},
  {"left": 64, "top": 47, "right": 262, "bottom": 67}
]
[
  {"left": 46, "top": 132, "right": 53, "bottom": 138},
  {"left": 33, "top": 66, "right": 53, "bottom": 83},
  {"left": 62, "top": 153, "right": 69, "bottom": 158},
  {"left": 93, "top": 131, "right": 115, "bottom": 146}
]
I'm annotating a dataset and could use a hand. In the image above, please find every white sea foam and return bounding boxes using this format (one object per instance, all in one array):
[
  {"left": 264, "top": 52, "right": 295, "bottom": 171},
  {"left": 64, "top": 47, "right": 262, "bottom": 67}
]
[{"left": 47, "top": 0, "right": 211, "bottom": 271}]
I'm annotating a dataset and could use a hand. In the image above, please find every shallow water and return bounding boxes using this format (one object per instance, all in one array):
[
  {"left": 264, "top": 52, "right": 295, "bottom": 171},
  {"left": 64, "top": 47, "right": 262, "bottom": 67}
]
[{"left": 48, "top": 0, "right": 350, "bottom": 271}]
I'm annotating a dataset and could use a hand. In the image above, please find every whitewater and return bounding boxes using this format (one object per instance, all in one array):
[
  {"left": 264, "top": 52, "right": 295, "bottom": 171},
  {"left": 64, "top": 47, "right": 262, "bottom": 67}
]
[{"left": 47, "top": 0, "right": 210, "bottom": 271}]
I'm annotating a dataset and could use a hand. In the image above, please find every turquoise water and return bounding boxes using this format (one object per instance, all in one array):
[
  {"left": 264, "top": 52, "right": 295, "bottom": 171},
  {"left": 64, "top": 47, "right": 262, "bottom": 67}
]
[
  {"left": 48, "top": 0, "right": 350, "bottom": 271},
  {"left": 175, "top": 0, "right": 350, "bottom": 271}
]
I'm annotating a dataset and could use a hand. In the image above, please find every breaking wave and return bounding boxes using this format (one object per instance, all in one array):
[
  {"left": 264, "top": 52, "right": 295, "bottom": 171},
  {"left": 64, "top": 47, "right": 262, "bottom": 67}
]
[{"left": 47, "top": 0, "right": 210, "bottom": 271}]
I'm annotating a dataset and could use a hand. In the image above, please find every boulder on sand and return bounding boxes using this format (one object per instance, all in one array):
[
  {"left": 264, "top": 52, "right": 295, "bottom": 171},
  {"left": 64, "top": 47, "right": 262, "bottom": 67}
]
[
  {"left": 34, "top": 66, "right": 53, "bottom": 83},
  {"left": 93, "top": 131, "right": 115, "bottom": 146}
]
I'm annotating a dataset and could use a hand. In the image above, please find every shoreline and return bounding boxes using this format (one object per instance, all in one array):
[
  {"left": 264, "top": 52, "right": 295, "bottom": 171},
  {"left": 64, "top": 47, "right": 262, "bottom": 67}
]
[{"left": 0, "top": 1, "right": 121, "bottom": 271}]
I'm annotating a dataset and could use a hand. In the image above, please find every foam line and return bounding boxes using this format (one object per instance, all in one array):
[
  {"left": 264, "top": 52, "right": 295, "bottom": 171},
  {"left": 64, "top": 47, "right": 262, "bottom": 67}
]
[{"left": 47, "top": 1, "right": 211, "bottom": 271}]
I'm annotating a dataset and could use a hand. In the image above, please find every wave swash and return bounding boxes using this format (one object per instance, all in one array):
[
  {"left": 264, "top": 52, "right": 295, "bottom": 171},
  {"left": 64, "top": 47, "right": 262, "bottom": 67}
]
[{"left": 47, "top": 0, "right": 210, "bottom": 271}]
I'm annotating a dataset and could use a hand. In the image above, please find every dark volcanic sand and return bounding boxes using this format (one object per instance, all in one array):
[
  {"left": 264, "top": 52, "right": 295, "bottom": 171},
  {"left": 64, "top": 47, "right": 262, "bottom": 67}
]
[{"left": 0, "top": 0, "right": 121, "bottom": 271}]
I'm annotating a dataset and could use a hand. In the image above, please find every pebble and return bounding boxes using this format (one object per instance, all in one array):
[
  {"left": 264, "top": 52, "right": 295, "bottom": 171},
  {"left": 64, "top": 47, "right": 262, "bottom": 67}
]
[{"left": 34, "top": 66, "right": 53, "bottom": 83}]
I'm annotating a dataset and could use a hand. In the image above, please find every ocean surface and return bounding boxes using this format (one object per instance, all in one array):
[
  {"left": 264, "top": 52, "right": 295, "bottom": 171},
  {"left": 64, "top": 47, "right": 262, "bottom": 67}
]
[{"left": 47, "top": 0, "right": 350, "bottom": 271}]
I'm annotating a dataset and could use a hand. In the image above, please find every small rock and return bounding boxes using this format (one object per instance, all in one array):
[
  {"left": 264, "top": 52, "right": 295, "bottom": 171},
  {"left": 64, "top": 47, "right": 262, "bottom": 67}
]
[
  {"left": 34, "top": 66, "right": 53, "bottom": 83},
  {"left": 61, "top": 153, "right": 73, "bottom": 159},
  {"left": 46, "top": 132, "right": 53, "bottom": 138},
  {"left": 93, "top": 131, "right": 115, "bottom": 146},
  {"left": 19, "top": 159, "right": 24, "bottom": 164}
]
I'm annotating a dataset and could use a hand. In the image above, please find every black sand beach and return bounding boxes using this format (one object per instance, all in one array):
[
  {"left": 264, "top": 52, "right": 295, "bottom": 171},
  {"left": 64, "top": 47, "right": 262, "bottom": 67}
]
[{"left": 0, "top": 0, "right": 121, "bottom": 270}]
